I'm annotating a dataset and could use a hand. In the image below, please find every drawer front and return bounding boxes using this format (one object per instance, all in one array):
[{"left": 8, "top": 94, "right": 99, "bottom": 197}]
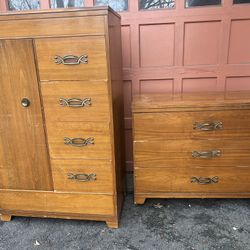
[
  {"left": 0, "top": 190, "right": 114, "bottom": 216},
  {"left": 46, "top": 122, "right": 112, "bottom": 159},
  {"left": 51, "top": 159, "right": 114, "bottom": 193},
  {"left": 41, "top": 81, "right": 110, "bottom": 122},
  {"left": 35, "top": 36, "right": 107, "bottom": 81},
  {"left": 135, "top": 167, "right": 250, "bottom": 193},
  {"left": 133, "top": 110, "right": 250, "bottom": 140},
  {"left": 0, "top": 16, "right": 105, "bottom": 39},
  {"left": 134, "top": 139, "right": 250, "bottom": 168}
]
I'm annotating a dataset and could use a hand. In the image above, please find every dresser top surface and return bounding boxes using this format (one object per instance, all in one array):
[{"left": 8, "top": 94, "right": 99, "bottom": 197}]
[
  {"left": 0, "top": 6, "right": 119, "bottom": 21},
  {"left": 132, "top": 91, "right": 250, "bottom": 112}
]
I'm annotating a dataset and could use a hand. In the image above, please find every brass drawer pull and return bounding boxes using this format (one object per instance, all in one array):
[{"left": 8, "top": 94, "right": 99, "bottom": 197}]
[
  {"left": 68, "top": 173, "right": 96, "bottom": 182},
  {"left": 64, "top": 137, "right": 94, "bottom": 147},
  {"left": 191, "top": 176, "right": 219, "bottom": 185},
  {"left": 192, "top": 150, "right": 221, "bottom": 159},
  {"left": 193, "top": 121, "right": 223, "bottom": 131},
  {"left": 54, "top": 54, "right": 88, "bottom": 65},
  {"left": 59, "top": 98, "right": 91, "bottom": 107}
]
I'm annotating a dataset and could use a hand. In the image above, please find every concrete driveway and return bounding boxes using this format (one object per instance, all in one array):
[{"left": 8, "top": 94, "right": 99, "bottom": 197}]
[{"left": 1, "top": 195, "right": 250, "bottom": 250}]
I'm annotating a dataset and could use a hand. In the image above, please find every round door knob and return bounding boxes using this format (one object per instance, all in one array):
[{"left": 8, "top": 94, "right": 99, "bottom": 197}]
[{"left": 21, "top": 98, "right": 30, "bottom": 107}]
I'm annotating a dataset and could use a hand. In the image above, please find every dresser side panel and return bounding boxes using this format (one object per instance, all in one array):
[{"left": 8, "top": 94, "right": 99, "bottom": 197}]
[{"left": 106, "top": 12, "right": 126, "bottom": 216}]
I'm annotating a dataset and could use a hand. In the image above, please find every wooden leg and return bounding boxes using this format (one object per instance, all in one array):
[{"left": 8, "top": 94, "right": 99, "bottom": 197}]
[
  {"left": 106, "top": 219, "right": 119, "bottom": 229},
  {"left": 134, "top": 196, "right": 146, "bottom": 205},
  {"left": 0, "top": 214, "right": 12, "bottom": 222}
]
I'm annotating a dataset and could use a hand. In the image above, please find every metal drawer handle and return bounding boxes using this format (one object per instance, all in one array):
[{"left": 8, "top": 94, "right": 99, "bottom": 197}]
[
  {"left": 191, "top": 176, "right": 219, "bottom": 185},
  {"left": 68, "top": 173, "right": 96, "bottom": 182},
  {"left": 193, "top": 121, "right": 223, "bottom": 131},
  {"left": 64, "top": 137, "right": 94, "bottom": 147},
  {"left": 192, "top": 150, "right": 221, "bottom": 159},
  {"left": 59, "top": 98, "right": 91, "bottom": 108},
  {"left": 54, "top": 54, "right": 88, "bottom": 65}
]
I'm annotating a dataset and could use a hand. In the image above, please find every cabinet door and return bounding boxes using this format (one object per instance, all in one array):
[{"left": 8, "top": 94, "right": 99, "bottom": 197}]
[{"left": 0, "top": 40, "right": 53, "bottom": 191}]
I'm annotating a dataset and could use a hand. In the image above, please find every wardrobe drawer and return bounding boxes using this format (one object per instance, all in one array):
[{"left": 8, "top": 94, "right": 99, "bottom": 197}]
[
  {"left": 46, "top": 122, "right": 112, "bottom": 159},
  {"left": 35, "top": 36, "right": 107, "bottom": 81},
  {"left": 41, "top": 81, "right": 110, "bottom": 122},
  {"left": 133, "top": 110, "right": 250, "bottom": 140},
  {"left": 134, "top": 139, "right": 250, "bottom": 168},
  {"left": 51, "top": 159, "right": 113, "bottom": 193},
  {"left": 135, "top": 167, "right": 250, "bottom": 193},
  {"left": 0, "top": 15, "right": 105, "bottom": 39},
  {"left": 0, "top": 190, "right": 114, "bottom": 216}
]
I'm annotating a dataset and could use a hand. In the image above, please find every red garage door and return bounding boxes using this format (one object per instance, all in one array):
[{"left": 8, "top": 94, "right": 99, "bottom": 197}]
[{"left": 1, "top": 0, "right": 250, "bottom": 172}]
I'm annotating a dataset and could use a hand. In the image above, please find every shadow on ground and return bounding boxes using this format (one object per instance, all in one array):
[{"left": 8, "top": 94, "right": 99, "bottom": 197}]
[{"left": 1, "top": 195, "right": 250, "bottom": 250}]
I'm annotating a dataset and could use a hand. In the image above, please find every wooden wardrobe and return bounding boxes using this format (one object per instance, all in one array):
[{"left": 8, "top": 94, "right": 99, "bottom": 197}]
[{"left": 0, "top": 7, "right": 125, "bottom": 228}]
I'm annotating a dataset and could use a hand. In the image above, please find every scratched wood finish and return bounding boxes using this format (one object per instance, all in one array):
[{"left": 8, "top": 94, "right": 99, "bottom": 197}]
[
  {"left": 134, "top": 139, "right": 250, "bottom": 168},
  {"left": 35, "top": 36, "right": 107, "bottom": 81},
  {"left": 133, "top": 92, "right": 250, "bottom": 204},
  {"left": 51, "top": 159, "right": 114, "bottom": 193},
  {"left": 135, "top": 167, "right": 250, "bottom": 194},
  {"left": 41, "top": 81, "right": 110, "bottom": 122},
  {"left": 0, "top": 39, "right": 52, "bottom": 191},
  {"left": 132, "top": 92, "right": 250, "bottom": 113},
  {"left": 0, "top": 8, "right": 124, "bottom": 228},
  {"left": 133, "top": 110, "right": 250, "bottom": 140}
]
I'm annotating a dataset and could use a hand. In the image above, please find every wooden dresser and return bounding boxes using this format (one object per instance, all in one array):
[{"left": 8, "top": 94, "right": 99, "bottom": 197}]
[
  {"left": 133, "top": 92, "right": 250, "bottom": 204},
  {"left": 0, "top": 7, "right": 125, "bottom": 228}
]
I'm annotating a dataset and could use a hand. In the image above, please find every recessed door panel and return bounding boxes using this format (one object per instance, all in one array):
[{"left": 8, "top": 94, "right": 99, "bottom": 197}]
[{"left": 0, "top": 40, "right": 53, "bottom": 191}]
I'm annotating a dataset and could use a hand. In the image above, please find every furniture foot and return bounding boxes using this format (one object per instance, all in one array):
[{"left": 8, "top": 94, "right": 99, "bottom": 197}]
[
  {"left": 0, "top": 214, "right": 12, "bottom": 222},
  {"left": 134, "top": 197, "right": 146, "bottom": 205},
  {"left": 106, "top": 219, "right": 119, "bottom": 229}
]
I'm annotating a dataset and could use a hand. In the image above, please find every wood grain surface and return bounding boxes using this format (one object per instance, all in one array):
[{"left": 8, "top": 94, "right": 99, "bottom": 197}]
[
  {"left": 134, "top": 139, "right": 250, "bottom": 168},
  {"left": 46, "top": 122, "right": 112, "bottom": 159},
  {"left": 0, "top": 190, "right": 114, "bottom": 216},
  {"left": 35, "top": 36, "right": 107, "bottom": 81},
  {"left": 0, "top": 39, "right": 52, "bottom": 191},
  {"left": 106, "top": 12, "right": 126, "bottom": 219},
  {"left": 51, "top": 159, "right": 114, "bottom": 193},
  {"left": 41, "top": 81, "right": 110, "bottom": 122},
  {"left": 133, "top": 110, "right": 250, "bottom": 140},
  {"left": 132, "top": 92, "right": 250, "bottom": 113},
  {"left": 0, "top": 15, "right": 105, "bottom": 39},
  {"left": 135, "top": 167, "right": 250, "bottom": 193}
]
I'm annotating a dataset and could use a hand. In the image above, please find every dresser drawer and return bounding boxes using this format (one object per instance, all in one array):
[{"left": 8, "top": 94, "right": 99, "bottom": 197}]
[
  {"left": 133, "top": 110, "right": 250, "bottom": 140},
  {"left": 35, "top": 36, "right": 107, "bottom": 81},
  {"left": 134, "top": 139, "right": 250, "bottom": 168},
  {"left": 135, "top": 167, "right": 250, "bottom": 193},
  {"left": 41, "top": 81, "right": 110, "bottom": 122},
  {"left": 51, "top": 159, "right": 113, "bottom": 193},
  {"left": 46, "top": 122, "right": 112, "bottom": 159}
]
